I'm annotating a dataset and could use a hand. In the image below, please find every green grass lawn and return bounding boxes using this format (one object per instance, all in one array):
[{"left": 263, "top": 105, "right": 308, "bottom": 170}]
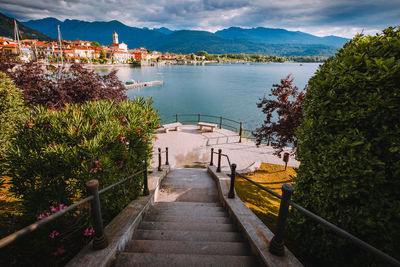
[{"left": 235, "top": 162, "right": 296, "bottom": 233}]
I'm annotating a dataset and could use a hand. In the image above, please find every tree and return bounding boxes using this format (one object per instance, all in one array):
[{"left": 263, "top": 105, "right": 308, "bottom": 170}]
[
  {"left": 91, "top": 41, "right": 101, "bottom": 48},
  {"left": 1, "top": 59, "right": 127, "bottom": 108},
  {"left": 253, "top": 74, "right": 305, "bottom": 156},
  {"left": 289, "top": 26, "right": 400, "bottom": 265},
  {"left": 196, "top": 50, "right": 208, "bottom": 57}
]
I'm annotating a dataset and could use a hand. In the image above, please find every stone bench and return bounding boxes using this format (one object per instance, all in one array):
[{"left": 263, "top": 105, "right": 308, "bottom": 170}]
[
  {"left": 162, "top": 122, "right": 182, "bottom": 133},
  {"left": 198, "top": 122, "right": 218, "bottom": 132}
]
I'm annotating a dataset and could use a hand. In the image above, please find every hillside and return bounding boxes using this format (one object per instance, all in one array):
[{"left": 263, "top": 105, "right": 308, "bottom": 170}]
[
  {"left": 0, "top": 12, "right": 52, "bottom": 41},
  {"left": 215, "top": 27, "right": 349, "bottom": 47},
  {"left": 22, "top": 17, "right": 346, "bottom": 56}
]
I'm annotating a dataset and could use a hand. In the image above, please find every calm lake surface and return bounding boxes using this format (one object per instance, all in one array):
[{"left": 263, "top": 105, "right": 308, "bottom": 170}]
[{"left": 95, "top": 63, "right": 320, "bottom": 131}]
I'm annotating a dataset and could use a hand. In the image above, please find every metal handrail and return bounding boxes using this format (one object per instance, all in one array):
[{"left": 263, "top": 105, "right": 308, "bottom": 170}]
[
  {"left": 210, "top": 149, "right": 400, "bottom": 266},
  {"left": 0, "top": 169, "right": 145, "bottom": 249}
]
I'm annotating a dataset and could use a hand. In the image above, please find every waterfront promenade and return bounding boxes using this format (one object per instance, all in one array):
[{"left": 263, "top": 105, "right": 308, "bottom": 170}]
[{"left": 151, "top": 125, "right": 299, "bottom": 172}]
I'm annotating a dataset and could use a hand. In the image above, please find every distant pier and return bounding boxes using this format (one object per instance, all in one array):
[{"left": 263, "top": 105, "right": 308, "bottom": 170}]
[{"left": 125, "top": 80, "right": 163, "bottom": 89}]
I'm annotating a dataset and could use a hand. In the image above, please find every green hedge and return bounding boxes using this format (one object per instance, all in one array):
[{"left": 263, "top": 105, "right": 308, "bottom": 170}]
[
  {"left": 289, "top": 27, "right": 400, "bottom": 265},
  {"left": 2, "top": 99, "right": 159, "bottom": 264},
  {"left": 0, "top": 72, "right": 26, "bottom": 166}
]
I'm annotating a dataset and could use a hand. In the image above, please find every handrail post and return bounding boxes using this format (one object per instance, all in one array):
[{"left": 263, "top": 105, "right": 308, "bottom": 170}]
[
  {"left": 269, "top": 184, "right": 294, "bottom": 256},
  {"left": 217, "top": 149, "right": 222, "bottom": 172},
  {"left": 210, "top": 148, "right": 214, "bottom": 166},
  {"left": 239, "top": 122, "right": 243, "bottom": 143},
  {"left": 198, "top": 113, "right": 200, "bottom": 122},
  {"left": 219, "top": 116, "right": 222, "bottom": 129},
  {"left": 86, "top": 179, "right": 108, "bottom": 249},
  {"left": 143, "top": 160, "right": 149, "bottom": 195},
  {"left": 228, "top": 164, "right": 236, "bottom": 198},
  {"left": 158, "top": 147, "right": 163, "bottom": 171},
  {"left": 165, "top": 147, "right": 169, "bottom": 165},
  {"left": 176, "top": 114, "right": 178, "bottom": 122}
]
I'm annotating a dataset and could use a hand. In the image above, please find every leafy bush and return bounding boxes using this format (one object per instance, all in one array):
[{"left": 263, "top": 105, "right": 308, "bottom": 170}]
[
  {"left": 0, "top": 72, "right": 26, "bottom": 169},
  {"left": 1, "top": 59, "right": 126, "bottom": 108},
  {"left": 289, "top": 27, "right": 400, "bottom": 265},
  {"left": 2, "top": 99, "right": 159, "bottom": 264}
]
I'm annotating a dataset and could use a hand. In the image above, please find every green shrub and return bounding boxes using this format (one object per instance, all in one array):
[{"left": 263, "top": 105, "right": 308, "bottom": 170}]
[
  {"left": 289, "top": 27, "right": 400, "bottom": 265},
  {"left": 2, "top": 99, "right": 159, "bottom": 264},
  {"left": 0, "top": 72, "right": 27, "bottom": 176}
]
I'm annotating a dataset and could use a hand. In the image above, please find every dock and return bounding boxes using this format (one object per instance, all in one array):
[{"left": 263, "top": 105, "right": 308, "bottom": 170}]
[{"left": 125, "top": 80, "right": 163, "bottom": 89}]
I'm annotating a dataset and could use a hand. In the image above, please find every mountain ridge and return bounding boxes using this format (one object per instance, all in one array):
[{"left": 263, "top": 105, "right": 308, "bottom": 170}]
[{"left": 18, "top": 16, "right": 348, "bottom": 56}]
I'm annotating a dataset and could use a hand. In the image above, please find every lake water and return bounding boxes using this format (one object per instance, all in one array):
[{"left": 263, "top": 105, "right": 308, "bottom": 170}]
[{"left": 95, "top": 63, "right": 320, "bottom": 132}]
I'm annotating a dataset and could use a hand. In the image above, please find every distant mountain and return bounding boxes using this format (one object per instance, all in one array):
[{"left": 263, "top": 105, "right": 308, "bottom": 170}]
[
  {"left": 153, "top": 27, "right": 174, "bottom": 35},
  {"left": 215, "top": 27, "right": 349, "bottom": 47},
  {"left": 0, "top": 12, "right": 53, "bottom": 41},
  {"left": 22, "top": 17, "right": 347, "bottom": 56},
  {"left": 23, "top": 18, "right": 164, "bottom": 47}
]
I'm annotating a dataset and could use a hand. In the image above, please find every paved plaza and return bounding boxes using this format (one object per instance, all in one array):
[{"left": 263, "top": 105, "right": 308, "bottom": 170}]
[{"left": 151, "top": 125, "right": 299, "bottom": 172}]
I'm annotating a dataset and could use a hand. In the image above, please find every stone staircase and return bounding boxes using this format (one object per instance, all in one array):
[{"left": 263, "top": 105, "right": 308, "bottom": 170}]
[{"left": 114, "top": 168, "right": 260, "bottom": 266}]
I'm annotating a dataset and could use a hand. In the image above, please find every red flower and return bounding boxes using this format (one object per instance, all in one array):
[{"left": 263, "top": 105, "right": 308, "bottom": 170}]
[
  {"left": 120, "top": 136, "right": 125, "bottom": 142},
  {"left": 27, "top": 122, "right": 34, "bottom": 128}
]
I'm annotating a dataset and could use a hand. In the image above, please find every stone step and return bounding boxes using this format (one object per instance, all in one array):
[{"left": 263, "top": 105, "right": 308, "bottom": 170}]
[
  {"left": 133, "top": 229, "right": 245, "bottom": 242},
  {"left": 115, "top": 252, "right": 260, "bottom": 267},
  {"left": 151, "top": 205, "right": 224, "bottom": 213},
  {"left": 155, "top": 201, "right": 222, "bottom": 207},
  {"left": 143, "top": 214, "right": 232, "bottom": 224},
  {"left": 139, "top": 221, "right": 237, "bottom": 232},
  {"left": 147, "top": 208, "right": 227, "bottom": 217},
  {"left": 125, "top": 240, "right": 252, "bottom": 256},
  {"left": 115, "top": 252, "right": 258, "bottom": 267}
]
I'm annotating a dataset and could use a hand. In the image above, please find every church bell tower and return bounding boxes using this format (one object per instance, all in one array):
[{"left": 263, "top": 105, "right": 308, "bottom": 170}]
[{"left": 113, "top": 31, "right": 119, "bottom": 44}]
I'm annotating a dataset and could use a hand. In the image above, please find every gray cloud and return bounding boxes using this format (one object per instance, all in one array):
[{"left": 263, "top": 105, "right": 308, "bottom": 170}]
[{"left": 0, "top": 0, "right": 399, "bottom": 37}]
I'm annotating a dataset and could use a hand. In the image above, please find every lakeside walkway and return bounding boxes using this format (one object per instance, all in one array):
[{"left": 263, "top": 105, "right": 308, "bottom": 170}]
[{"left": 151, "top": 125, "right": 299, "bottom": 172}]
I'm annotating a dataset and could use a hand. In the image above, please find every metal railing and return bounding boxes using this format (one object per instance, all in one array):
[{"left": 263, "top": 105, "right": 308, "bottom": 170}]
[
  {"left": 209, "top": 149, "right": 400, "bottom": 266},
  {"left": 163, "top": 113, "right": 257, "bottom": 142},
  {"left": 0, "top": 147, "right": 170, "bottom": 250}
]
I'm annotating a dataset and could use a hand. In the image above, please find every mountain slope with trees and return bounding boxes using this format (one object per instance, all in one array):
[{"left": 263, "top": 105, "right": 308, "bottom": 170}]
[{"left": 0, "top": 12, "right": 52, "bottom": 41}]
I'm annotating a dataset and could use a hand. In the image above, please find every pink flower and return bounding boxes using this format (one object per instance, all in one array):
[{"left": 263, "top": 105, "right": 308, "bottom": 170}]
[
  {"left": 95, "top": 160, "right": 99, "bottom": 165},
  {"left": 50, "top": 206, "right": 57, "bottom": 212},
  {"left": 49, "top": 230, "right": 59, "bottom": 239},
  {"left": 98, "top": 168, "right": 102, "bottom": 171},
  {"left": 27, "top": 122, "right": 34, "bottom": 128},
  {"left": 120, "top": 136, "right": 125, "bottom": 142},
  {"left": 37, "top": 213, "right": 46, "bottom": 220},
  {"left": 122, "top": 117, "right": 126, "bottom": 122},
  {"left": 84, "top": 228, "right": 94, "bottom": 236},
  {"left": 53, "top": 246, "right": 66, "bottom": 256},
  {"left": 143, "top": 139, "right": 146, "bottom": 143},
  {"left": 89, "top": 168, "right": 94, "bottom": 173},
  {"left": 58, "top": 204, "right": 67, "bottom": 210},
  {"left": 46, "top": 212, "right": 51, "bottom": 217},
  {"left": 157, "top": 124, "right": 160, "bottom": 127}
]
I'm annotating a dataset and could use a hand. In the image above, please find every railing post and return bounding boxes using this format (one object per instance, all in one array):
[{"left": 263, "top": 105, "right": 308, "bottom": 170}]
[
  {"left": 143, "top": 160, "right": 149, "bottom": 195},
  {"left": 239, "top": 122, "right": 243, "bottom": 143},
  {"left": 198, "top": 113, "right": 200, "bottom": 122},
  {"left": 219, "top": 116, "right": 222, "bottom": 129},
  {"left": 176, "top": 114, "right": 178, "bottom": 122},
  {"left": 165, "top": 147, "right": 169, "bottom": 165},
  {"left": 86, "top": 179, "right": 108, "bottom": 249},
  {"left": 217, "top": 149, "right": 222, "bottom": 172},
  {"left": 269, "top": 184, "right": 294, "bottom": 256},
  {"left": 158, "top": 147, "right": 163, "bottom": 171},
  {"left": 228, "top": 164, "right": 236, "bottom": 198},
  {"left": 210, "top": 148, "right": 214, "bottom": 166}
]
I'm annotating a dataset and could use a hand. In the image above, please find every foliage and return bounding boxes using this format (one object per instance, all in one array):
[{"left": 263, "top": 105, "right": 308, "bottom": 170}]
[
  {"left": 253, "top": 74, "right": 305, "bottom": 156},
  {"left": 0, "top": 72, "right": 26, "bottom": 170},
  {"left": 2, "top": 99, "right": 159, "bottom": 265},
  {"left": 91, "top": 41, "right": 101, "bottom": 48},
  {"left": 196, "top": 50, "right": 208, "bottom": 57},
  {"left": 289, "top": 26, "right": 400, "bottom": 265},
  {"left": 1, "top": 59, "right": 126, "bottom": 108}
]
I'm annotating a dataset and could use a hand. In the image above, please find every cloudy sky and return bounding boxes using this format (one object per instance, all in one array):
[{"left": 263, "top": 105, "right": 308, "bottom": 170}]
[{"left": 1, "top": 0, "right": 399, "bottom": 38}]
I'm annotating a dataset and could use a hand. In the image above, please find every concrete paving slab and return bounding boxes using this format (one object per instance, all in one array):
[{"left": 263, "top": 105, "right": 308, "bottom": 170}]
[{"left": 151, "top": 125, "right": 299, "bottom": 172}]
